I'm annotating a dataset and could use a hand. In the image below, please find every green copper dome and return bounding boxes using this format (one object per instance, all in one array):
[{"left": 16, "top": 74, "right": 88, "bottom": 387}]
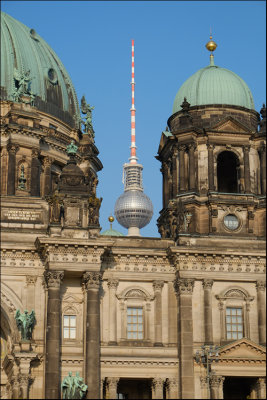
[
  {"left": 172, "top": 60, "right": 255, "bottom": 114},
  {"left": 1, "top": 12, "right": 80, "bottom": 127},
  {"left": 101, "top": 228, "right": 124, "bottom": 237}
]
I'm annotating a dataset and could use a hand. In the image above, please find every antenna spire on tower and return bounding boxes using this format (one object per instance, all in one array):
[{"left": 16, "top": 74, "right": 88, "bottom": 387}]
[{"left": 130, "top": 39, "right": 137, "bottom": 163}]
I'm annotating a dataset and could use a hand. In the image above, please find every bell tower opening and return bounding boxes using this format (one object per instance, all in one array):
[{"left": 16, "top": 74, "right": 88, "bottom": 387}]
[{"left": 217, "top": 151, "right": 240, "bottom": 193}]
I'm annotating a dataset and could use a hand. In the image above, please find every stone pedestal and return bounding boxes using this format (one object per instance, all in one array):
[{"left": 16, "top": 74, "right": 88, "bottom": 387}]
[
  {"left": 44, "top": 270, "right": 64, "bottom": 399},
  {"left": 83, "top": 271, "right": 102, "bottom": 399}
]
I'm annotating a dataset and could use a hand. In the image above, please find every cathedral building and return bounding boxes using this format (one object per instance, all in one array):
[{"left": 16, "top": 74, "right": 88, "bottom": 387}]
[{"left": 0, "top": 12, "right": 266, "bottom": 400}]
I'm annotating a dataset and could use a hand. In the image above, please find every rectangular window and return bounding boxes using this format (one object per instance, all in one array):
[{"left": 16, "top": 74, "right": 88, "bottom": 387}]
[
  {"left": 127, "top": 307, "right": 143, "bottom": 339},
  {"left": 63, "top": 315, "right": 76, "bottom": 339},
  {"left": 226, "top": 307, "right": 243, "bottom": 340}
]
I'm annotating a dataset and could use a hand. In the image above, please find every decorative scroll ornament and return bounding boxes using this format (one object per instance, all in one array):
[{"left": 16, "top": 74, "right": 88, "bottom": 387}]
[
  {"left": 13, "top": 68, "right": 35, "bottom": 105},
  {"left": 15, "top": 309, "right": 36, "bottom": 340},
  {"left": 80, "top": 95, "right": 95, "bottom": 139},
  {"left": 61, "top": 371, "right": 87, "bottom": 399}
]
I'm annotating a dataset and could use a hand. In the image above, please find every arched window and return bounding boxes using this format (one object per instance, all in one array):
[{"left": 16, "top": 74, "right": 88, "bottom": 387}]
[{"left": 217, "top": 151, "right": 240, "bottom": 193}]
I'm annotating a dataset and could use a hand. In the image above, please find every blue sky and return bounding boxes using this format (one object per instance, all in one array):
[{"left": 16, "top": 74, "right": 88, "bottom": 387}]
[{"left": 2, "top": 1, "right": 266, "bottom": 237}]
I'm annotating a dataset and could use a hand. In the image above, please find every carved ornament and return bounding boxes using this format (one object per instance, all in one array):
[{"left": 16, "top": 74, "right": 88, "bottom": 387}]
[
  {"left": 44, "top": 270, "right": 64, "bottom": 288},
  {"left": 174, "top": 277, "right": 195, "bottom": 294},
  {"left": 82, "top": 272, "right": 102, "bottom": 290}
]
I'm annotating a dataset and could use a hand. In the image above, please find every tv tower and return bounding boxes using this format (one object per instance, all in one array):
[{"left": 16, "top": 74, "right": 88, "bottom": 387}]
[{"left": 114, "top": 40, "right": 153, "bottom": 236}]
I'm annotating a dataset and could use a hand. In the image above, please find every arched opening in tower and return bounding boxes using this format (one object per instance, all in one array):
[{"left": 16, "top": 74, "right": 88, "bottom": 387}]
[{"left": 217, "top": 151, "right": 240, "bottom": 193}]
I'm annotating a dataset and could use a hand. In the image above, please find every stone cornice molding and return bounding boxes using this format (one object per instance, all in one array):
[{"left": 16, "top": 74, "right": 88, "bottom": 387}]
[
  {"left": 82, "top": 271, "right": 102, "bottom": 290},
  {"left": 44, "top": 270, "right": 64, "bottom": 288},
  {"left": 101, "top": 359, "right": 178, "bottom": 367}
]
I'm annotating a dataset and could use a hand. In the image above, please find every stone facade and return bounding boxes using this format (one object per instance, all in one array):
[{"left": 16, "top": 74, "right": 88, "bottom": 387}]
[{"left": 0, "top": 24, "right": 266, "bottom": 400}]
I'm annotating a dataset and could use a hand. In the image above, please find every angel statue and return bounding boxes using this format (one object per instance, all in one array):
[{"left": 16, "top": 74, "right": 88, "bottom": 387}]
[
  {"left": 13, "top": 68, "right": 35, "bottom": 104},
  {"left": 80, "top": 95, "right": 95, "bottom": 138},
  {"left": 15, "top": 309, "right": 36, "bottom": 340}
]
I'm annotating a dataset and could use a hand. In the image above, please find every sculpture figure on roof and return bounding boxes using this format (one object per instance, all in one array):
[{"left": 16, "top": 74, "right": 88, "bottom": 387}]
[
  {"left": 13, "top": 68, "right": 35, "bottom": 105},
  {"left": 80, "top": 95, "right": 95, "bottom": 138}
]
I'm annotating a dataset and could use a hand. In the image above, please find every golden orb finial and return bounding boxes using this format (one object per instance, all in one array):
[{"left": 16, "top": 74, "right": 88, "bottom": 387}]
[
  {"left": 108, "top": 215, "right": 115, "bottom": 223},
  {"left": 205, "top": 32, "right": 217, "bottom": 53}
]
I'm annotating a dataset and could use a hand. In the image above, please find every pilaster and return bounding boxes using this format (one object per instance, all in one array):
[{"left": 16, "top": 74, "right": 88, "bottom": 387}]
[
  {"left": 107, "top": 279, "right": 119, "bottom": 345},
  {"left": 82, "top": 271, "right": 102, "bottom": 399},
  {"left": 153, "top": 280, "right": 164, "bottom": 346},
  {"left": 256, "top": 280, "right": 266, "bottom": 345},
  {"left": 202, "top": 279, "right": 214, "bottom": 344},
  {"left": 152, "top": 377, "right": 164, "bottom": 399}
]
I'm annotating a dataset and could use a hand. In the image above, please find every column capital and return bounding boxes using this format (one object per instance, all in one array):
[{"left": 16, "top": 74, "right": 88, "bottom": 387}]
[
  {"left": 188, "top": 142, "right": 196, "bottom": 151},
  {"left": 152, "top": 377, "right": 164, "bottom": 389},
  {"left": 107, "top": 279, "right": 119, "bottom": 289},
  {"left": 42, "top": 156, "right": 53, "bottom": 167},
  {"left": 26, "top": 276, "right": 37, "bottom": 286},
  {"left": 7, "top": 143, "right": 20, "bottom": 153},
  {"left": 178, "top": 144, "right": 187, "bottom": 152},
  {"left": 243, "top": 145, "right": 251, "bottom": 152},
  {"left": 31, "top": 148, "right": 40, "bottom": 158},
  {"left": 153, "top": 280, "right": 164, "bottom": 292},
  {"left": 174, "top": 277, "right": 195, "bottom": 295},
  {"left": 106, "top": 377, "right": 119, "bottom": 388},
  {"left": 44, "top": 270, "right": 64, "bottom": 288},
  {"left": 82, "top": 271, "right": 102, "bottom": 290},
  {"left": 256, "top": 280, "right": 266, "bottom": 292},
  {"left": 202, "top": 279, "right": 214, "bottom": 289},
  {"left": 207, "top": 143, "right": 215, "bottom": 150},
  {"left": 209, "top": 375, "right": 225, "bottom": 388}
]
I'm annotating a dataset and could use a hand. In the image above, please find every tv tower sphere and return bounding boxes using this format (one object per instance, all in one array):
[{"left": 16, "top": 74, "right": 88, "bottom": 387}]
[{"left": 114, "top": 40, "right": 153, "bottom": 236}]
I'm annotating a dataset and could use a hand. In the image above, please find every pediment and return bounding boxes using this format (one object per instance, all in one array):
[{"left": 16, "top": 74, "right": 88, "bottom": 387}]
[
  {"left": 210, "top": 117, "right": 251, "bottom": 133},
  {"left": 218, "top": 338, "right": 266, "bottom": 360},
  {"left": 62, "top": 294, "right": 83, "bottom": 304}
]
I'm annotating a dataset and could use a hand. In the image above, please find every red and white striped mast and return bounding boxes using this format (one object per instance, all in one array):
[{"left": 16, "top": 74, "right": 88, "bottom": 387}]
[{"left": 130, "top": 39, "right": 137, "bottom": 163}]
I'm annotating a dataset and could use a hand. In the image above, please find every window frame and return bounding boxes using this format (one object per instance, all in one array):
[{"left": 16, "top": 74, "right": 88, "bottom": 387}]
[
  {"left": 126, "top": 306, "right": 144, "bottom": 340},
  {"left": 225, "top": 306, "right": 244, "bottom": 340},
  {"left": 63, "top": 314, "right": 77, "bottom": 340}
]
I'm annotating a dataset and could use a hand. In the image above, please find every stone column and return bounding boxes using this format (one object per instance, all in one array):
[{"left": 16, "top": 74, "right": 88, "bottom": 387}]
[
  {"left": 20, "top": 375, "right": 29, "bottom": 399},
  {"left": 152, "top": 378, "right": 164, "bottom": 399},
  {"left": 259, "top": 145, "right": 266, "bottom": 194},
  {"left": 172, "top": 146, "right": 178, "bottom": 197},
  {"left": 7, "top": 144, "right": 19, "bottom": 195},
  {"left": 209, "top": 375, "right": 224, "bottom": 399},
  {"left": 188, "top": 143, "right": 196, "bottom": 190},
  {"left": 178, "top": 145, "right": 186, "bottom": 192},
  {"left": 153, "top": 281, "right": 164, "bottom": 346},
  {"left": 11, "top": 377, "right": 21, "bottom": 399},
  {"left": 166, "top": 377, "right": 179, "bottom": 399},
  {"left": 174, "top": 277, "right": 195, "bottom": 399},
  {"left": 207, "top": 144, "right": 215, "bottom": 191},
  {"left": 44, "top": 270, "right": 64, "bottom": 399},
  {"left": 43, "top": 157, "right": 53, "bottom": 196},
  {"left": 256, "top": 281, "right": 266, "bottom": 345},
  {"left": 83, "top": 272, "right": 102, "bottom": 399},
  {"left": 256, "top": 377, "right": 266, "bottom": 399},
  {"left": 107, "top": 279, "right": 119, "bottom": 345},
  {"left": 203, "top": 279, "right": 214, "bottom": 345},
  {"left": 168, "top": 282, "right": 177, "bottom": 346},
  {"left": 243, "top": 145, "right": 251, "bottom": 193},
  {"left": 30, "top": 149, "right": 40, "bottom": 197},
  {"left": 106, "top": 377, "right": 119, "bottom": 399}
]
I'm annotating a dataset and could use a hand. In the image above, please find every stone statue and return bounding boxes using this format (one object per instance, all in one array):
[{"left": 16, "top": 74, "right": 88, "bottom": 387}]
[
  {"left": 62, "top": 371, "right": 87, "bottom": 399},
  {"left": 13, "top": 68, "right": 35, "bottom": 105},
  {"left": 81, "top": 95, "right": 95, "bottom": 138},
  {"left": 67, "top": 140, "right": 78, "bottom": 156},
  {"left": 18, "top": 164, "right": 26, "bottom": 190},
  {"left": 88, "top": 195, "right": 102, "bottom": 226},
  {"left": 15, "top": 310, "right": 36, "bottom": 340}
]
